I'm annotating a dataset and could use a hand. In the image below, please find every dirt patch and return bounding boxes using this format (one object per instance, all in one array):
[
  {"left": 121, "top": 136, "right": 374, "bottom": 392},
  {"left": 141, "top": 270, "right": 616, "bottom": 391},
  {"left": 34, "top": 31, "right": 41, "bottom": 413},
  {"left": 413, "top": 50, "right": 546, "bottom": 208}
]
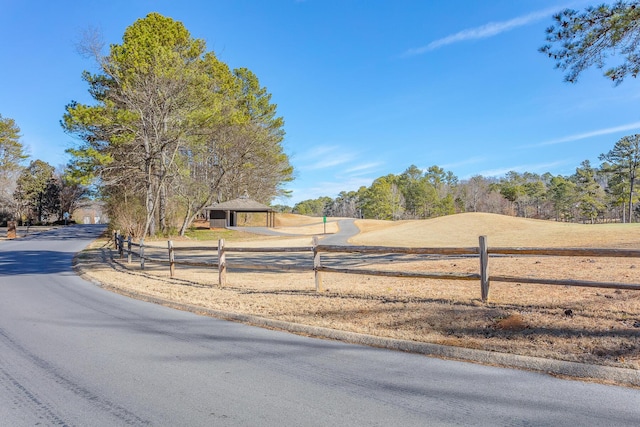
[
  {"left": 494, "top": 313, "right": 528, "bottom": 331},
  {"left": 75, "top": 213, "right": 640, "bottom": 374}
]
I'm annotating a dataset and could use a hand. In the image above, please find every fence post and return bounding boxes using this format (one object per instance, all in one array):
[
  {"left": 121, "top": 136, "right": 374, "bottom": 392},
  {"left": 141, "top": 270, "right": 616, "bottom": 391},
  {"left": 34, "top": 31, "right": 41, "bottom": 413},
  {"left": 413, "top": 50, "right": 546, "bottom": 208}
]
[
  {"left": 140, "top": 238, "right": 145, "bottom": 270},
  {"left": 479, "top": 235, "right": 489, "bottom": 302},
  {"left": 218, "top": 239, "right": 227, "bottom": 286},
  {"left": 313, "top": 236, "right": 323, "bottom": 292},
  {"left": 114, "top": 231, "right": 119, "bottom": 249},
  {"left": 118, "top": 234, "right": 124, "bottom": 259},
  {"left": 127, "top": 236, "right": 132, "bottom": 264},
  {"left": 218, "top": 239, "right": 226, "bottom": 286},
  {"left": 168, "top": 240, "right": 175, "bottom": 278}
]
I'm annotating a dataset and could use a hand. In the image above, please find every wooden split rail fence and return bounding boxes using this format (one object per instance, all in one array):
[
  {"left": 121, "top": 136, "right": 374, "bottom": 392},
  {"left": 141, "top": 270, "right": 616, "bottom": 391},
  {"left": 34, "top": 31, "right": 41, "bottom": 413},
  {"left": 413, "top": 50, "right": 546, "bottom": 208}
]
[{"left": 113, "top": 232, "right": 640, "bottom": 302}]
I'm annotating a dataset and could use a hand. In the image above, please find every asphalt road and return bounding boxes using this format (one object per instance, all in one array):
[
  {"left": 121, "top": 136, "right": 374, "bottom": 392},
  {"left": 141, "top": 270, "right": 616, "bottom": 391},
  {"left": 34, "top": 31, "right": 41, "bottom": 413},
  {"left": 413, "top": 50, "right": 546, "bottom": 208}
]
[{"left": 1, "top": 225, "right": 639, "bottom": 426}]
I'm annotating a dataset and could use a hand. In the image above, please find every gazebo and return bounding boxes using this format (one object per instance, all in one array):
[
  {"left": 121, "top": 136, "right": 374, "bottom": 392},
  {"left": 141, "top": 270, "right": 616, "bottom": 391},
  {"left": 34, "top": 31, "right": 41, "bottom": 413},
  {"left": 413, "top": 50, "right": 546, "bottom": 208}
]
[{"left": 203, "top": 195, "right": 275, "bottom": 228}]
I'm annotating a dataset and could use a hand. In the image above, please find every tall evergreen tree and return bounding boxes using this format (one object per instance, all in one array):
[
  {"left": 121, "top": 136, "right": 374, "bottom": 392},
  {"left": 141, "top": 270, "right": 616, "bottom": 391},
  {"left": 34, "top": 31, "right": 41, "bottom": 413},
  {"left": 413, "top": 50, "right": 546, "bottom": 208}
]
[
  {"left": 541, "top": 1, "right": 640, "bottom": 83},
  {"left": 63, "top": 13, "right": 292, "bottom": 236},
  {"left": 548, "top": 175, "right": 577, "bottom": 221},
  {"left": 362, "top": 175, "right": 404, "bottom": 220},
  {"left": 14, "top": 160, "right": 55, "bottom": 223},
  {"left": 0, "top": 114, "right": 27, "bottom": 213},
  {"left": 599, "top": 134, "right": 640, "bottom": 222},
  {"left": 573, "top": 160, "right": 606, "bottom": 223}
]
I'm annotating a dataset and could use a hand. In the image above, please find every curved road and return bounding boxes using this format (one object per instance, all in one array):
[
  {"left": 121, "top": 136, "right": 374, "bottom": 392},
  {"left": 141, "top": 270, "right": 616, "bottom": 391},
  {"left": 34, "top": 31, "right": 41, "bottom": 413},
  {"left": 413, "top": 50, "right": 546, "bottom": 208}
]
[
  {"left": 0, "top": 226, "right": 639, "bottom": 426},
  {"left": 318, "top": 219, "right": 359, "bottom": 245}
]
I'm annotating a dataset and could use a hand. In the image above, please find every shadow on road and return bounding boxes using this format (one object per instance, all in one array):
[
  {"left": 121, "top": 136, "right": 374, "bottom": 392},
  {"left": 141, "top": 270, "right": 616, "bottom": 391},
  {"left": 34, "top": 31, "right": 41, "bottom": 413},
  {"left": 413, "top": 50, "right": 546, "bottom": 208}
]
[
  {"left": 0, "top": 250, "right": 76, "bottom": 275},
  {"left": 0, "top": 225, "right": 107, "bottom": 275}
]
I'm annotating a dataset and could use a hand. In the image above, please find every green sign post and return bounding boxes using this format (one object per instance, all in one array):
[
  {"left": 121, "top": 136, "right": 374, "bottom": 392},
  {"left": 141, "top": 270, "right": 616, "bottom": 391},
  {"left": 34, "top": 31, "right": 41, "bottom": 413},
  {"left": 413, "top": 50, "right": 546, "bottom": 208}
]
[{"left": 323, "top": 216, "right": 326, "bottom": 234}]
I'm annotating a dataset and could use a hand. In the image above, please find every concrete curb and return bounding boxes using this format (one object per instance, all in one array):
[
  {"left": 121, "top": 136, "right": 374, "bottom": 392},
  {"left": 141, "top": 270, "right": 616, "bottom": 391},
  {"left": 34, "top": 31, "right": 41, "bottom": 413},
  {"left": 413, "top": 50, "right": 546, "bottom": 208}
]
[{"left": 81, "top": 271, "right": 640, "bottom": 388}]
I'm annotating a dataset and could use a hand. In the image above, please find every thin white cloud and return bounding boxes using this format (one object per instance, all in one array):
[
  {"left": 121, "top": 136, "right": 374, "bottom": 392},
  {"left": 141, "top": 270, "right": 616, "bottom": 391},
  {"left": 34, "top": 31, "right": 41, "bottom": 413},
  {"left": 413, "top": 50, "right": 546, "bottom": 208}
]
[
  {"left": 534, "top": 121, "right": 640, "bottom": 147},
  {"left": 403, "top": 6, "right": 559, "bottom": 56},
  {"left": 295, "top": 144, "right": 358, "bottom": 171},
  {"left": 344, "top": 162, "right": 383, "bottom": 175},
  {"left": 298, "top": 145, "right": 340, "bottom": 160},
  {"left": 300, "top": 152, "right": 357, "bottom": 171}
]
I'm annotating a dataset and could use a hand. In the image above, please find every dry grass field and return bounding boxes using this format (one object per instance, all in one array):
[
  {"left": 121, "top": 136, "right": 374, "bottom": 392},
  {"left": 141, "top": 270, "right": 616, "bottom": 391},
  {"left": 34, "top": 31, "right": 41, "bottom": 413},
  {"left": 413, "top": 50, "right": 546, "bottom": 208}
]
[{"left": 74, "top": 212, "right": 640, "bottom": 373}]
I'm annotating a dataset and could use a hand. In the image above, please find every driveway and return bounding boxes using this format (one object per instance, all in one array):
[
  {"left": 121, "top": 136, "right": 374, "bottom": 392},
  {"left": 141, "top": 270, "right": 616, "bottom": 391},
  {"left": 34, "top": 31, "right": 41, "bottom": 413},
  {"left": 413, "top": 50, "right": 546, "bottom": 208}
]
[{"left": 232, "top": 218, "right": 359, "bottom": 244}]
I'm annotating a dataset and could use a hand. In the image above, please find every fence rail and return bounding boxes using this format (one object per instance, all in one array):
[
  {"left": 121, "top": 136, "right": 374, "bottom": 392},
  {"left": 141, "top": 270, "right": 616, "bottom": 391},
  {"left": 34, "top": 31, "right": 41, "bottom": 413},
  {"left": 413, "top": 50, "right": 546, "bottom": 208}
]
[
  {"left": 112, "top": 231, "right": 640, "bottom": 302},
  {"left": 317, "top": 245, "right": 479, "bottom": 255},
  {"left": 488, "top": 247, "right": 640, "bottom": 257}
]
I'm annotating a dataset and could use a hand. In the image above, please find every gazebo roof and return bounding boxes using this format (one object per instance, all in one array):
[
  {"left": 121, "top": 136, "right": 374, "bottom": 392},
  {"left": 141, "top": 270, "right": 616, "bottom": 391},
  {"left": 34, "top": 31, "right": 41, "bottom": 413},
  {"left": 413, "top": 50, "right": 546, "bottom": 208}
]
[{"left": 204, "top": 196, "right": 272, "bottom": 212}]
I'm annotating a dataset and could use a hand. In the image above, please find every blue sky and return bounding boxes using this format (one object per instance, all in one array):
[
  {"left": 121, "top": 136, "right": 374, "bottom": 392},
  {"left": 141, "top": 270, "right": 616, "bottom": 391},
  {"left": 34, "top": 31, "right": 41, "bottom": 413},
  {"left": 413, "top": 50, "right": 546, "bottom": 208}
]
[{"left": 2, "top": 0, "right": 640, "bottom": 205}]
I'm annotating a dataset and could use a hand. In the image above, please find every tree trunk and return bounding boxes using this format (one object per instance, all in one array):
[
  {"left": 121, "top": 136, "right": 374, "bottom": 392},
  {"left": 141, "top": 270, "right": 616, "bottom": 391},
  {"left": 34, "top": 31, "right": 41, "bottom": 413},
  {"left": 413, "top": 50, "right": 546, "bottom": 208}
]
[
  {"left": 144, "top": 187, "right": 156, "bottom": 237},
  {"left": 159, "top": 182, "right": 167, "bottom": 233},
  {"left": 178, "top": 195, "right": 215, "bottom": 236},
  {"left": 178, "top": 206, "right": 193, "bottom": 237},
  {"left": 628, "top": 176, "right": 635, "bottom": 223},
  {"left": 37, "top": 192, "right": 43, "bottom": 223}
]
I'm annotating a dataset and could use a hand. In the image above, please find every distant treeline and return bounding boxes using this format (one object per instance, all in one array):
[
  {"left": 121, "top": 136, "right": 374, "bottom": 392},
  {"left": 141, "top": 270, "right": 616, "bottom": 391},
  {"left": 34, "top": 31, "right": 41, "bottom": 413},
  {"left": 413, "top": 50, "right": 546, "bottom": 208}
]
[{"left": 275, "top": 135, "right": 640, "bottom": 224}]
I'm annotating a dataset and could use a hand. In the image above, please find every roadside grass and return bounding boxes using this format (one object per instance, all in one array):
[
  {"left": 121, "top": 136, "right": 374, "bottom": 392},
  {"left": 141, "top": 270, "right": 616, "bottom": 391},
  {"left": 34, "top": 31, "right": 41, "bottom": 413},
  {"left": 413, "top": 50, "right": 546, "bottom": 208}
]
[
  {"left": 75, "top": 212, "right": 640, "bottom": 373},
  {"left": 185, "top": 227, "right": 251, "bottom": 241}
]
